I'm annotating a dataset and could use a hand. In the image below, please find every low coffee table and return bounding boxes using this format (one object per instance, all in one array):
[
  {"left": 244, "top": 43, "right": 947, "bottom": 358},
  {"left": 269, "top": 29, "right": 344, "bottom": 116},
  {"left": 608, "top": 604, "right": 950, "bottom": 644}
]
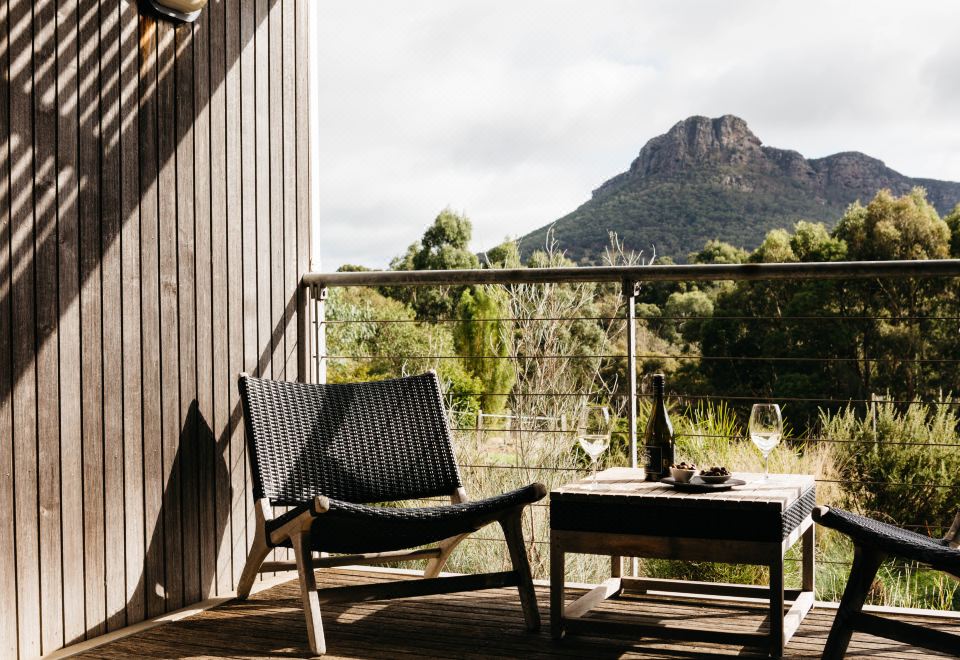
[{"left": 550, "top": 467, "right": 816, "bottom": 657}]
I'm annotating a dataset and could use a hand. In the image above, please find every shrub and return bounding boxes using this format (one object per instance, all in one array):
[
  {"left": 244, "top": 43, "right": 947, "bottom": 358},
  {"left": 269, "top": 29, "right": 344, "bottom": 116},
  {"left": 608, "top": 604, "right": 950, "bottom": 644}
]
[{"left": 821, "top": 398, "right": 960, "bottom": 535}]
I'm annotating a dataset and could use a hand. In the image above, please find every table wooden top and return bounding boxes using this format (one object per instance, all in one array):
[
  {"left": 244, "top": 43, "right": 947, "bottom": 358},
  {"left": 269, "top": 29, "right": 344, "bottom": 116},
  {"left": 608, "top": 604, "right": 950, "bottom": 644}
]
[{"left": 551, "top": 467, "right": 815, "bottom": 512}]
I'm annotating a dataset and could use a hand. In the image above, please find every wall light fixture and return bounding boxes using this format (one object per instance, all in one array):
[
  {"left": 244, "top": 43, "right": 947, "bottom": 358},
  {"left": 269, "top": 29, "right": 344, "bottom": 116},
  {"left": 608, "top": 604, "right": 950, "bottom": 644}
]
[{"left": 145, "top": 0, "right": 209, "bottom": 24}]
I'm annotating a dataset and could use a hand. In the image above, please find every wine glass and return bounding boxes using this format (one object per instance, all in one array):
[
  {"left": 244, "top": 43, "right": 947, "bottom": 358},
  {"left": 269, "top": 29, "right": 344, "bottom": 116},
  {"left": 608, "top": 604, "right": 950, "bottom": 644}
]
[
  {"left": 577, "top": 404, "right": 611, "bottom": 489},
  {"left": 749, "top": 403, "right": 782, "bottom": 481}
]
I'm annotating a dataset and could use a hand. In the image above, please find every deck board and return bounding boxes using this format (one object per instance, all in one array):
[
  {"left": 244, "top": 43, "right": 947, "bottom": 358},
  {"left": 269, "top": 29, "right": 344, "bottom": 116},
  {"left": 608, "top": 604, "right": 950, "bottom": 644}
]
[{"left": 67, "top": 568, "right": 958, "bottom": 659}]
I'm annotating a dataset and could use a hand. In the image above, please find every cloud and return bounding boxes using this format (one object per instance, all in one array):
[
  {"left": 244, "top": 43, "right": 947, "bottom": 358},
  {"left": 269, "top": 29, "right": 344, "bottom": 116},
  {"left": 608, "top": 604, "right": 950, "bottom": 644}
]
[{"left": 316, "top": 0, "right": 960, "bottom": 269}]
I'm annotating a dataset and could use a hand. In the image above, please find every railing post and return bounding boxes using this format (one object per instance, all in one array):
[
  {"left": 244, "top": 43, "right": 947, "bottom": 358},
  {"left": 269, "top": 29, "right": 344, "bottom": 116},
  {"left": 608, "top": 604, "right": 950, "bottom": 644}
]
[
  {"left": 314, "top": 285, "right": 328, "bottom": 384},
  {"left": 622, "top": 279, "right": 639, "bottom": 469}
]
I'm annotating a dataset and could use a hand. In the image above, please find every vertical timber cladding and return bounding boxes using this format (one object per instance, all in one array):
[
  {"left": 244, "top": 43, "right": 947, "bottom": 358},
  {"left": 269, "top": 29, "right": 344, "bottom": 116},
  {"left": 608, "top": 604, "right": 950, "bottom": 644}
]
[{"left": 0, "top": 0, "right": 312, "bottom": 655}]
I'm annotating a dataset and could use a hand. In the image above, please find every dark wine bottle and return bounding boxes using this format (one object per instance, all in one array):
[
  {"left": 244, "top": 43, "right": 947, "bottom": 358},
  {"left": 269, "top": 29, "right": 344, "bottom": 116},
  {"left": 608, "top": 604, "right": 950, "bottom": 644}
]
[{"left": 643, "top": 373, "right": 674, "bottom": 481}]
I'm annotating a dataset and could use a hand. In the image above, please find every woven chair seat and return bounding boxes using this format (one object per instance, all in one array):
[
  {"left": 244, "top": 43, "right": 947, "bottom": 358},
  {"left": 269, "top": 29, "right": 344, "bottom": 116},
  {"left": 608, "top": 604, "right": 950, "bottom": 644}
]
[
  {"left": 814, "top": 507, "right": 960, "bottom": 575},
  {"left": 267, "top": 483, "right": 547, "bottom": 553}
]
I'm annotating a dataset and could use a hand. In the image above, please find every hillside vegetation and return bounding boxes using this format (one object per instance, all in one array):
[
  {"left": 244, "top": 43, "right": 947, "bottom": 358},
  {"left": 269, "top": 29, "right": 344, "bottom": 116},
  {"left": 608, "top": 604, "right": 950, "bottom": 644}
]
[{"left": 517, "top": 115, "right": 960, "bottom": 263}]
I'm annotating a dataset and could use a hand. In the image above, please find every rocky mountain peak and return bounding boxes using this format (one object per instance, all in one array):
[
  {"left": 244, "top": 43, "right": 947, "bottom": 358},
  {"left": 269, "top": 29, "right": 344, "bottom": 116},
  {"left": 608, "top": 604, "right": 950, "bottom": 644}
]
[
  {"left": 631, "top": 115, "right": 763, "bottom": 177},
  {"left": 520, "top": 114, "right": 960, "bottom": 264}
]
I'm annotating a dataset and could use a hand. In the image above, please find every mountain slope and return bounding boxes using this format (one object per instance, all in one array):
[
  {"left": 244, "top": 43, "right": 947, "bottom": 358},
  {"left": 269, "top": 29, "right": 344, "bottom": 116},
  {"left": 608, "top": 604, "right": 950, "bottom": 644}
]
[{"left": 517, "top": 115, "right": 960, "bottom": 263}]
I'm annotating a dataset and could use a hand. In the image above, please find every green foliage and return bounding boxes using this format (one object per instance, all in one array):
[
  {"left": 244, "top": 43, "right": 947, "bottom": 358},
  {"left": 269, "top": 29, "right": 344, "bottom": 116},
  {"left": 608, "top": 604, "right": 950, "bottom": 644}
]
[
  {"left": 821, "top": 400, "right": 960, "bottom": 533},
  {"left": 699, "top": 189, "right": 960, "bottom": 423},
  {"left": 454, "top": 286, "right": 516, "bottom": 414},
  {"left": 944, "top": 204, "right": 960, "bottom": 258},
  {"left": 690, "top": 239, "right": 748, "bottom": 264},
  {"left": 835, "top": 188, "right": 950, "bottom": 261},
  {"left": 389, "top": 208, "right": 480, "bottom": 318},
  {"left": 325, "top": 287, "right": 413, "bottom": 383},
  {"left": 751, "top": 227, "right": 797, "bottom": 263},
  {"left": 519, "top": 170, "right": 854, "bottom": 264},
  {"left": 325, "top": 286, "right": 482, "bottom": 423},
  {"left": 663, "top": 288, "right": 713, "bottom": 345},
  {"left": 484, "top": 240, "right": 522, "bottom": 268},
  {"left": 391, "top": 207, "right": 478, "bottom": 271},
  {"left": 790, "top": 220, "right": 847, "bottom": 261},
  {"left": 672, "top": 399, "right": 742, "bottom": 465}
]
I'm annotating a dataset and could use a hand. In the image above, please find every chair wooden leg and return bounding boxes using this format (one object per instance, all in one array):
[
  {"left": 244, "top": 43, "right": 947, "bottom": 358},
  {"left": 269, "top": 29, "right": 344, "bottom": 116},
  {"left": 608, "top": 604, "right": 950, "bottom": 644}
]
[
  {"left": 292, "top": 530, "right": 326, "bottom": 656},
  {"left": 423, "top": 532, "right": 469, "bottom": 579},
  {"left": 822, "top": 544, "right": 885, "bottom": 660},
  {"left": 236, "top": 528, "right": 271, "bottom": 600},
  {"left": 499, "top": 510, "right": 541, "bottom": 632}
]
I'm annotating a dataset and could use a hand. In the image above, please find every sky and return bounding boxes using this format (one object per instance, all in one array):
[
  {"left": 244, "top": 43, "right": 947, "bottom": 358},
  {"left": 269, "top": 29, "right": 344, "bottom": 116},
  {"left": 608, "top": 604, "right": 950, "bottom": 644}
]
[{"left": 315, "top": 0, "right": 960, "bottom": 270}]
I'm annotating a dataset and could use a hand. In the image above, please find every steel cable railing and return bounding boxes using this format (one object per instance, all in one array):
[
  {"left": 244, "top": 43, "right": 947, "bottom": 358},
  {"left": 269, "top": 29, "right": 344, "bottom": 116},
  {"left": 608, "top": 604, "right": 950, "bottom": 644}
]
[{"left": 296, "top": 260, "right": 960, "bottom": 609}]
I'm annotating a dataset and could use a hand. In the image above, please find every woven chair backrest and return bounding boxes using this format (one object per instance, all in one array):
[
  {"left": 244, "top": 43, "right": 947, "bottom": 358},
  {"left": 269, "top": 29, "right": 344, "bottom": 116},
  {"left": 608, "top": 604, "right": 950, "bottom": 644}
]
[{"left": 238, "top": 372, "right": 463, "bottom": 505}]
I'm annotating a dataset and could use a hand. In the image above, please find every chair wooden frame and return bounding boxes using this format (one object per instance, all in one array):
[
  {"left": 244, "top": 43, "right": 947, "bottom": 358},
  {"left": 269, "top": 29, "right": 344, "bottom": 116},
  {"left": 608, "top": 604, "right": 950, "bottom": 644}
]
[
  {"left": 235, "top": 480, "right": 541, "bottom": 656},
  {"left": 817, "top": 507, "right": 960, "bottom": 659}
]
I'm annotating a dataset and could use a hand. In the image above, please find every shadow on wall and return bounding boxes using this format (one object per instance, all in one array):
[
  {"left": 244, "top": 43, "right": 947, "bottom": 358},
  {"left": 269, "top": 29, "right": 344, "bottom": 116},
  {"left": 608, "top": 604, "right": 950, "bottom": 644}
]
[
  {"left": 88, "top": 289, "right": 299, "bottom": 644},
  {"left": 136, "top": 401, "right": 233, "bottom": 617}
]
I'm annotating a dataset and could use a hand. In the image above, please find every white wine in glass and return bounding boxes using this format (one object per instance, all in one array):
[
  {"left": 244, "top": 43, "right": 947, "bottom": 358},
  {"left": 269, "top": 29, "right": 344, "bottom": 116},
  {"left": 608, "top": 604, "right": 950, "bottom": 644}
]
[
  {"left": 749, "top": 403, "right": 782, "bottom": 481},
  {"left": 577, "top": 404, "right": 611, "bottom": 489}
]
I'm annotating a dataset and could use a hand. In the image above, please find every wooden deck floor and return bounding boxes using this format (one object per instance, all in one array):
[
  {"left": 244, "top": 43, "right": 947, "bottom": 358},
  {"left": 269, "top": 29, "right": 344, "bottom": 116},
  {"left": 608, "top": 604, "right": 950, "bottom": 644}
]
[{"left": 70, "top": 568, "right": 958, "bottom": 659}]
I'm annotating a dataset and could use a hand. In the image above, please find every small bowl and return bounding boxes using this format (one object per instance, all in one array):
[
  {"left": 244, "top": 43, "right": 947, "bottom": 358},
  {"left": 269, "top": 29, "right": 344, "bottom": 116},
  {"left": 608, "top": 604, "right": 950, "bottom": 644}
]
[
  {"left": 669, "top": 466, "right": 698, "bottom": 483},
  {"left": 698, "top": 473, "right": 732, "bottom": 484}
]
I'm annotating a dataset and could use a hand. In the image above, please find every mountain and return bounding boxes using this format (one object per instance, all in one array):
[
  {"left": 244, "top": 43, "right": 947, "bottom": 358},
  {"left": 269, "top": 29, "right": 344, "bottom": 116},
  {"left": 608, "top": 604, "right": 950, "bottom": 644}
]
[{"left": 516, "top": 115, "right": 960, "bottom": 263}]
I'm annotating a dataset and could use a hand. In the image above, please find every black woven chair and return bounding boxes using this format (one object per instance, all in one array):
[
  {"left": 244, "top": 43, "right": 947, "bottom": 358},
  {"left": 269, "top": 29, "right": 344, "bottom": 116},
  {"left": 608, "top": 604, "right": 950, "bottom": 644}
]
[
  {"left": 235, "top": 371, "right": 546, "bottom": 655},
  {"left": 813, "top": 506, "right": 960, "bottom": 658}
]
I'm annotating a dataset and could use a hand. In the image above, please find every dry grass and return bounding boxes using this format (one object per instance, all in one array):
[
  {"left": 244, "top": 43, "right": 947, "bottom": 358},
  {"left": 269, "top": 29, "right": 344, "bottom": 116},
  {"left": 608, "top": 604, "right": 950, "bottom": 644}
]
[{"left": 436, "top": 412, "right": 956, "bottom": 611}]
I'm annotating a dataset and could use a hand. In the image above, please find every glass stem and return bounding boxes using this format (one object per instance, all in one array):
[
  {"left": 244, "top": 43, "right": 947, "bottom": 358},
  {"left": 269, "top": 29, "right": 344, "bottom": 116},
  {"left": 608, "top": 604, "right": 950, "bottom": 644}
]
[
  {"left": 592, "top": 459, "right": 598, "bottom": 486},
  {"left": 764, "top": 453, "right": 769, "bottom": 480}
]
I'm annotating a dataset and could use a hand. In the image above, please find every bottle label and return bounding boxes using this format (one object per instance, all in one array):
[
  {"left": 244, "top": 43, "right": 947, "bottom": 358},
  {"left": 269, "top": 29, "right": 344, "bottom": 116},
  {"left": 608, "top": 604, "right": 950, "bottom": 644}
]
[{"left": 643, "top": 445, "right": 661, "bottom": 477}]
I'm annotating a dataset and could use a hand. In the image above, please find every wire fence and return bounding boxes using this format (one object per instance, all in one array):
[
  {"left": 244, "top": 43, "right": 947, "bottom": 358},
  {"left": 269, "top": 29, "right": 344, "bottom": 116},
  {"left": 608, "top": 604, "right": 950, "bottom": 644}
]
[{"left": 303, "top": 262, "right": 960, "bottom": 609}]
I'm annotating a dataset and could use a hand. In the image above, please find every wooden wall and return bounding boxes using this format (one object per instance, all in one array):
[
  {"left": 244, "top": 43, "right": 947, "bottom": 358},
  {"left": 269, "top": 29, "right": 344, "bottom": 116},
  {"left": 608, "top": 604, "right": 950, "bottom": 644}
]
[{"left": 0, "top": 0, "right": 311, "bottom": 656}]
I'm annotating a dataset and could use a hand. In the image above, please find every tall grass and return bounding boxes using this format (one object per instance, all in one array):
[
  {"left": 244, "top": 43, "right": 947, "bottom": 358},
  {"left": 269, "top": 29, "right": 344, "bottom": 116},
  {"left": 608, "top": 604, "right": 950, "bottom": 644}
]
[
  {"left": 821, "top": 398, "right": 960, "bottom": 533},
  {"left": 438, "top": 423, "right": 613, "bottom": 583},
  {"left": 816, "top": 398, "right": 960, "bottom": 610},
  {"left": 441, "top": 399, "right": 957, "bottom": 611}
]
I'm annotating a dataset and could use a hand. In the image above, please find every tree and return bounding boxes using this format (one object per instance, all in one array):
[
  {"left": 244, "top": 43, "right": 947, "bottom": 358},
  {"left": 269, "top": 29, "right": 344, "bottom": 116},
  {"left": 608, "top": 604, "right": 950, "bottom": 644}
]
[
  {"left": 789, "top": 221, "right": 846, "bottom": 262},
  {"left": 833, "top": 188, "right": 952, "bottom": 398},
  {"left": 698, "top": 190, "right": 958, "bottom": 424},
  {"left": 503, "top": 241, "right": 610, "bottom": 427},
  {"left": 690, "top": 240, "right": 748, "bottom": 265},
  {"left": 943, "top": 204, "right": 960, "bottom": 258},
  {"left": 698, "top": 222, "right": 859, "bottom": 424},
  {"left": 750, "top": 228, "right": 796, "bottom": 263},
  {"left": 454, "top": 286, "right": 515, "bottom": 414},
  {"left": 937, "top": 203, "right": 960, "bottom": 399},
  {"left": 326, "top": 286, "right": 483, "bottom": 420},
  {"left": 484, "top": 240, "right": 522, "bottom": 268},
  {"left": 833, "top": 188, "right": 949, "bottom": 261},
  {"left": 389, "top": 208, "right": 480, "bottom": 319},
  {"left": 663, "top": 289, "right": 713, "bottom": 346}
]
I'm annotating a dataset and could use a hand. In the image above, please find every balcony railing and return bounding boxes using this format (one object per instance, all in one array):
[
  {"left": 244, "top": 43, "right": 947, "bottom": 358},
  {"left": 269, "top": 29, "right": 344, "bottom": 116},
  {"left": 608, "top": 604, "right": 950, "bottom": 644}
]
[{"left": 295, "top": 259, "right": 960, "bottom": 613}]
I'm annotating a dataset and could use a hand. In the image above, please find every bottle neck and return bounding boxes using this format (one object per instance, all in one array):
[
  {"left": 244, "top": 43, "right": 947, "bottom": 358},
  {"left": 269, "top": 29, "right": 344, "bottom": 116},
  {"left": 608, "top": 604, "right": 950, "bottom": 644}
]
[{"left": 652, "top": 375, "right": 665, "bottom": 399}]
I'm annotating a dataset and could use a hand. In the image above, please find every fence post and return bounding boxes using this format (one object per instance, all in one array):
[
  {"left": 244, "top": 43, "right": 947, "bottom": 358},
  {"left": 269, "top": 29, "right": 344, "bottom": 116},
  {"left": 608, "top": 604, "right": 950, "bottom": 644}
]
[
  {"left": 314, "top": 285, "right": 328, "bottom": 384},
  {"left": 623, "top": 279, "right": 639, "bottom": 468}
]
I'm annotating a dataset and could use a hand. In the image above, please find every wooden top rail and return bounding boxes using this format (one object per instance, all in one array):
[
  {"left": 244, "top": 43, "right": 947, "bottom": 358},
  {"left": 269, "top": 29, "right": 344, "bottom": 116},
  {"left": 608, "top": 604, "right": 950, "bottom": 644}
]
[{"left": 301, "top": 258, "right": 960, "bottom": 288}]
